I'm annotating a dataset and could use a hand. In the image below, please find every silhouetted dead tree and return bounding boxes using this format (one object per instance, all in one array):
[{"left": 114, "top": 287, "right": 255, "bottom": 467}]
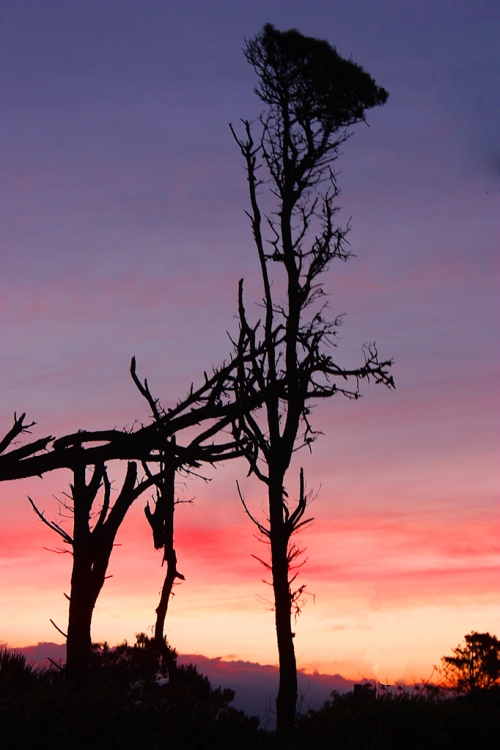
[
  {"left": 0, "top": 327, "right": 270, "bottom": 684},
  {"left": 29, "top": 458, "right": 165, "bottom": 685},
  {"left": 231, "top": 24, "right": 394, "bottom": 735}
]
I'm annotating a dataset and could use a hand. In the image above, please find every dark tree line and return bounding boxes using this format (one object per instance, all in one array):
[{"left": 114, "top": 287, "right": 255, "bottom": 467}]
[{"left": 1, "top": 24, "right": 394, "bottom": 736}]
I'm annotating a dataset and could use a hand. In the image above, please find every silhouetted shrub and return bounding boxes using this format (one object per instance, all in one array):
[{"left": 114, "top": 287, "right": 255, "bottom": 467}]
[
  {"left": 0, "top": 637, "right": 270, "bottom": 750},
  {"left": 293, "top": 682, "right": 500, "bottom": 750},
  {"left": 0, "top": 647, "right": 38, "bottom": 688},
  {"left": 1, "top": 640, "right": 499, "bottom": 749}
]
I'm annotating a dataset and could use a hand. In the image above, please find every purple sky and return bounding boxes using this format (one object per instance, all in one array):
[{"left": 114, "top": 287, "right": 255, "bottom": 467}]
[{"left": 1, "top": 0, "right": 498, "bottom": 681}]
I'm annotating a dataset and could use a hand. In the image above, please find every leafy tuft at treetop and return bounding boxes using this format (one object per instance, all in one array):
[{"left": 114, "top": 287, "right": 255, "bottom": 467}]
[{"left": 245, "top": 23, "right": 388, "bottom": 140}]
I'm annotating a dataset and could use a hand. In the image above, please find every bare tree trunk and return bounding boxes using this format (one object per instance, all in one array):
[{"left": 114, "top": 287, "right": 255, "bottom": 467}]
[
  {"left": 269, "top": 472, "right": 297, "bottom": 735},
  {"left": 66, "top": 558, "right": 98, "bottom": 685},
  {"left": 272, "top": 536, "right": 297, "bottom": 734},
  {"left": 61, "top": 461, "right": 141, "bottom": 686}
]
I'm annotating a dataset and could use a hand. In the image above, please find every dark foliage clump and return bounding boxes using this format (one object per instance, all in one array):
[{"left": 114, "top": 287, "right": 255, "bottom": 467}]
[
  {"left": 293, "top": 682, "right": 500, "bottom": 750},
  {"left": 0, "top": 636, "right": 272, "bottom": 750},
  {"left": 1, "top": 638, "right": 500, "bottom": 749},
  {"left": 246, "top": 23, "right": 388, "bottom": 130},
  {"left": 438, "top": 631, "right": 500, "bottom": 693},
  {"left": 0, "top": 646, "right": 39, "bottom": 689}
]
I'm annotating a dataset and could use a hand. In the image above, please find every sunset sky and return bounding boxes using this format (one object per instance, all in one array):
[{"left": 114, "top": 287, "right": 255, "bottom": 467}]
[{"left": 1, "top": 0, "right": 498, "bottom": 685}]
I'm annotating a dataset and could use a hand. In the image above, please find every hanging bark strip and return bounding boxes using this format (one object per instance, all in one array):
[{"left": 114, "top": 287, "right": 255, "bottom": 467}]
[{"left": 144, "top": 457, "right": 185, "bottom": 648}]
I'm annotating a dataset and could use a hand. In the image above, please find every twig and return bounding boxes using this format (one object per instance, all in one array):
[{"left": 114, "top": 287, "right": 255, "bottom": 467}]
[{"left": 50, "top": 619, "right": 67, "bottom": 639}]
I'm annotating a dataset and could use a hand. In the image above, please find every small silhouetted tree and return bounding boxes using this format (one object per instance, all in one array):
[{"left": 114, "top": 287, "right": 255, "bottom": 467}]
[
  {"left": 438, "top": 632, "right": 500, "bottom": 693},
  {"left": 29, "top": 458, "right": 164, "bottom": 684},
  {"left": 231, "top": 24, "right": 393, "bottom": 734}
]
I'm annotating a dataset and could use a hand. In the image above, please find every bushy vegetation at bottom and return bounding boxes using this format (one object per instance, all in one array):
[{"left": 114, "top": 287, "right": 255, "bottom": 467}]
[
  {"left": 294, "top": 682, "right": 500, "bottom": 750},
  {"left": 1, "top": 636, "right": 499, "bottom": 750},
  {"left": 0, "top": 635, "right": 270, "bottom": 750}
]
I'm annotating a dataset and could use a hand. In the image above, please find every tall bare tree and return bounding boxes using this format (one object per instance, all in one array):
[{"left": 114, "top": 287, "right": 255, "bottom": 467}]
[{"left": 231, "top": 24, "right": 394, "bottom": 734}]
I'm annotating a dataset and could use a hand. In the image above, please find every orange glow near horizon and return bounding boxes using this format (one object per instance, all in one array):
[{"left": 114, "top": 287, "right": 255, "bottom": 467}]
[{"left": 2, "top": 466, "right": 498, "bottom": 683}]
